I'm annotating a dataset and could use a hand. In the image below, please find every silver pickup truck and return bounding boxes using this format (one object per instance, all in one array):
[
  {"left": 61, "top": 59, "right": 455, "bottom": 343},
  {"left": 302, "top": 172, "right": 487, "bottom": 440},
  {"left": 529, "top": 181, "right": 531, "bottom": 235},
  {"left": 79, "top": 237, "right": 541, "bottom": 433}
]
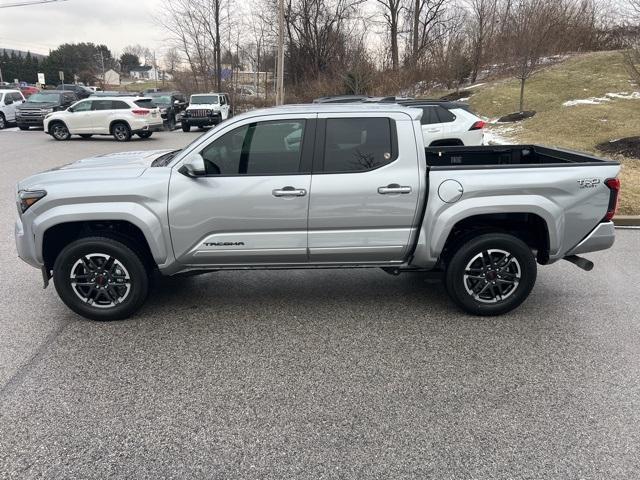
[{"left": 15, "top": 104, "right": 621, "bottom": 321}]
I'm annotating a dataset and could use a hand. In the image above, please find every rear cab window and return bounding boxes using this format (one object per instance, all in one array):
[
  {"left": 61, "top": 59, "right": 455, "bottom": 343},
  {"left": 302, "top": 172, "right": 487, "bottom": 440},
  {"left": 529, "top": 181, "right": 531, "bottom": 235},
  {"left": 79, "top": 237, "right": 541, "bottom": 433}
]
[{"left": 321, "top": 117, "right": 397, "bottom": 173}]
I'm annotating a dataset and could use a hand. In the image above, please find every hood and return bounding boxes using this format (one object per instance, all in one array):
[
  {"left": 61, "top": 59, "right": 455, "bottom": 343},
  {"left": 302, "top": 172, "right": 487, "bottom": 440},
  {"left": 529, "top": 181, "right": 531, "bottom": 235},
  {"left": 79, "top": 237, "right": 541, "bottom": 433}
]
[
  {"left": 187, "top": 104, "right": 220, "bottom": 109},
  {"left": 17, "top": 101, "right": 61, "bottom": 110},
  {"left": 18, "top": 149, "right": 175, "bottom": 190}
]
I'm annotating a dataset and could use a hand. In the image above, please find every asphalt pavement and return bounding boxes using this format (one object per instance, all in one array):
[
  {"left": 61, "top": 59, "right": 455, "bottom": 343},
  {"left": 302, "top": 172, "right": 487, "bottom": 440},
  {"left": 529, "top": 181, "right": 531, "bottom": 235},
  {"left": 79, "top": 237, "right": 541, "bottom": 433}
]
[{"left": 0, "top": 126, "right": 639, "bottom": 479}]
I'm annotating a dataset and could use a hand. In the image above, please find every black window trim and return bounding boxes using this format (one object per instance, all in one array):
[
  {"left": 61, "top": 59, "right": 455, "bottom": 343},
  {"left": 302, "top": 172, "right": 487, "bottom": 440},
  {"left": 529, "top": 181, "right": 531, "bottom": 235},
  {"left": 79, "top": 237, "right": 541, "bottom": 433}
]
[
  {"left": 313, "top": 117, "right": 399, "bottom": 175},
  {"left": 197, "top": 118, "right": 317, "bottom": 177}
]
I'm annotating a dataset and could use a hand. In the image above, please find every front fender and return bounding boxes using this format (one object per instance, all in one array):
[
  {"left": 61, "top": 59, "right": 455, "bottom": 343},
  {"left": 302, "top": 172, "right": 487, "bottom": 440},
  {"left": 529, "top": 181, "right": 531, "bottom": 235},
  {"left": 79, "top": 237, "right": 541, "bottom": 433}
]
[{"left": 32, "top": 202, "right": 168, "bottom": 265}]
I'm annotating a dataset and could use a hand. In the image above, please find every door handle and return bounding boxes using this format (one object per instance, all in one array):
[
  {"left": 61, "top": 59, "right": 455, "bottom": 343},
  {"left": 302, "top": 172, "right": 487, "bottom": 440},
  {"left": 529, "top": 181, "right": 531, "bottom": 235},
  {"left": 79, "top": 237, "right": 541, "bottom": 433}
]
[
  {"left": 272, "top": 186, "right": 307, "bottom": 197},
  {"left": 378, "top": 184, "right": 412, "bottom": 195}
]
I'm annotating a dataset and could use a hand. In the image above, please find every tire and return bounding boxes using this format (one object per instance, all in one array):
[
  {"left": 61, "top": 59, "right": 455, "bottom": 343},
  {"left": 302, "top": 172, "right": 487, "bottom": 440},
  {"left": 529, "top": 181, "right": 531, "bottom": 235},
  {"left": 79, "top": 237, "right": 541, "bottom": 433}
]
[
  {"left": 111, "top": 122, "right": 131, "bottom": 142},
  {"left": 444, "top": 233, "right": 537, "bottom": 316},
  {"left": 0, "top": 113, "right": 6, "bottom": 129},
  {"left": 182, "top": 122, "right": 191, "bottom": 132},
  {"left": 137, "top": 131, "right": 153, "bottom": 139},
  {"left": 50, "top": 121, "right": 71, "bottom": 141},
  {"left": 79, "top": 134, "right": 93, "bottom": 139},
  {"left": 18, "top": 125, "right": 30, "bottom": 131},
  {"left": 166, "top": 115, "right": 176, "bottom": 131},
  {"left": 53, "top": 236, "right": 149, "bottom": 321}
]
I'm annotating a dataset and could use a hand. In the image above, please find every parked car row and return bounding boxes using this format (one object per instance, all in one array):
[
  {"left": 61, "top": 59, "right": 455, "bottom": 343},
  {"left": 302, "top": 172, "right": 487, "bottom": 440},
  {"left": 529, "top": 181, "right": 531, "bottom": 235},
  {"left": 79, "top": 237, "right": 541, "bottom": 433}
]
[{"left": 1, "top": 87, "right": 236, "bottom": 139}]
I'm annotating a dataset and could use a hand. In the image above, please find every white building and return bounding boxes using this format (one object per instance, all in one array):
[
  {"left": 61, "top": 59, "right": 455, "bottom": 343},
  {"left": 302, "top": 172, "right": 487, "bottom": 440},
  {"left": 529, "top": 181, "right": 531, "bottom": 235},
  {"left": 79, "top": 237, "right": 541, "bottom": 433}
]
[
  {"left": 129, "top": 66, "right": 173, "bottom": 82},
  {"left": 102, "top": 69, "right": 120, "bottom": 86}
]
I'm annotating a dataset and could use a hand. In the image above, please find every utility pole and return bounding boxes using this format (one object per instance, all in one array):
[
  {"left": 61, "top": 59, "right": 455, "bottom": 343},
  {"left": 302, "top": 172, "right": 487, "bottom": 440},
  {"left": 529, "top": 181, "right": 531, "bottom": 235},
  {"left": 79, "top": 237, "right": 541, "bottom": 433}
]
[
  {"left": 275, "top": 0, "right": 285, "bottom": 105},
  {"left": 153, "top": 51, "right": 158, "bottom": 89},
  {"left": 99, "top": 49, "right": 105, "bottom": 87}
]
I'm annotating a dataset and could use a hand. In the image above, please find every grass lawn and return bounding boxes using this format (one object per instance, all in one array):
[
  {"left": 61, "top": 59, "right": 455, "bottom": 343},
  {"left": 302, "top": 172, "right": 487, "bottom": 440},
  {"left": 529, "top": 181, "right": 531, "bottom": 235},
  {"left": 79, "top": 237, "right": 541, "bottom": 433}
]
[{"left": 461, "top": 51, "right": 640, "bottom": 215}]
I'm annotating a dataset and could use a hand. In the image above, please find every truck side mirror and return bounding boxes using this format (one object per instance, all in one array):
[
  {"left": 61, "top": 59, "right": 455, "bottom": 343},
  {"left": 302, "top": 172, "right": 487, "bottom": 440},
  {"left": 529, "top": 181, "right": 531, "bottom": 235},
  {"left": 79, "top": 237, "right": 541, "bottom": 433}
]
[{"left": 178, "top": 153, "right": 206, "bottom": 177}]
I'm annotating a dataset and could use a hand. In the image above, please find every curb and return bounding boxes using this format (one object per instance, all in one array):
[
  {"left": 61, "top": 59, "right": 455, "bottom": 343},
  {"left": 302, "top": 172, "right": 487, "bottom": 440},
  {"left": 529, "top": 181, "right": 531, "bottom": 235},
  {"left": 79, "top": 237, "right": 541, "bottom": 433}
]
[{"left": 614, "top": 216, "right": 640, "bottom": 227}]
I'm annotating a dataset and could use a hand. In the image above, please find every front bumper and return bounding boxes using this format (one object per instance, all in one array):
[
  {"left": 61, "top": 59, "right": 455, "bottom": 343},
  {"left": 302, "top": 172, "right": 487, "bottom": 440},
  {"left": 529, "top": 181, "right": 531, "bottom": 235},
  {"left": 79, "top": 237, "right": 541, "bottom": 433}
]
[
  {"left": 16, "top": 116, "right": 45, "bottom": 126},
  {"left": 183, "top": 114, "right": 221, "bottom": 126},
  {"left": 15, "top": 216, "right": 42, "bottom": 269},
  {"left": 566, "top": 221, "right": 616, "bottom": 256}
]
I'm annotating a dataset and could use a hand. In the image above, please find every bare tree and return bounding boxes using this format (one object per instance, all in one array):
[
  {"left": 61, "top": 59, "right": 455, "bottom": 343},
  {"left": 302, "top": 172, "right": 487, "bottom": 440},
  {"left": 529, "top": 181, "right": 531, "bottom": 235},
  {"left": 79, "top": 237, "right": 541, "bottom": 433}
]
[
  {"left": 503, "top": 0, "right": 577, "bottom": 112},
  {"left": 465, "top": 0, "right": 498, "bottom": 82},
  {"left": 407, "top": 0, "right": 450, "bottom": 66},
  {"left": 375, "top": 0, "right": 405, "bottom": 70}
]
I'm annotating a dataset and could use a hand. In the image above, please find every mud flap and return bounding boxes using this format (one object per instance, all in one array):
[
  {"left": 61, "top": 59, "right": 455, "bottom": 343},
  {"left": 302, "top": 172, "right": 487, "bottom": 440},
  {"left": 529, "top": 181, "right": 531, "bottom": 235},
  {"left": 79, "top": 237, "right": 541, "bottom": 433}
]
[{"left": 41, "top": 266, "right": 51, "bottom": 289}]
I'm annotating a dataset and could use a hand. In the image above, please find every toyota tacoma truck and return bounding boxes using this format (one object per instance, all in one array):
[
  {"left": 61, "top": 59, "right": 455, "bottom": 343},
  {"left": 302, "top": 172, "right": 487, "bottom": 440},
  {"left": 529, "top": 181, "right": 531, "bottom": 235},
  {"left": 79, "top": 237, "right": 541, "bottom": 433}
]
[{"left": 15, "top": 104, "right": 621, "bottom": 321}]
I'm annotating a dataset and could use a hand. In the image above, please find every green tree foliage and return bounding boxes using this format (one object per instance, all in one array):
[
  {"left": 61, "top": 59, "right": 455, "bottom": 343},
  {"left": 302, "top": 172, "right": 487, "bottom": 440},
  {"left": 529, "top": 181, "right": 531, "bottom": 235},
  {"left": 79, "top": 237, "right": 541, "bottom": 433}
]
[
  {"left": 120, "top": 52, "right": 140, "bottom": 74},
  {"left": 0, "top": 43, "right": 116, "bottom": 85}
]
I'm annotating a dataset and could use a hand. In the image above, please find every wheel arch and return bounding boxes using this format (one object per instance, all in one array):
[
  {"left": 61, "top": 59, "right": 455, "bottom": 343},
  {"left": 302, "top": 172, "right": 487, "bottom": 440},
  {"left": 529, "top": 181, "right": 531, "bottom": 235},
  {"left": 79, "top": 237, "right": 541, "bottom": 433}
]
[
  {"left": 35, "top": 206, "right": 168, "bottom": 270},
  {"left": 109, "top": 119, "right": 131, "bottom": 133}
]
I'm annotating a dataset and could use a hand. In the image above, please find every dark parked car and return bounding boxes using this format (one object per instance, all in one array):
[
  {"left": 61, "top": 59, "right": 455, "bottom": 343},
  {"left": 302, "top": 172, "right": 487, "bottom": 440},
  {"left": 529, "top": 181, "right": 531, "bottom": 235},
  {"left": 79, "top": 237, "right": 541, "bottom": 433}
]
[
  {"left": 147, "top": 91, "right": 187, "bottom": 130},
  {"left": 15, "top": 91, "right": 77, "bottom": 130},
  {"left": 54, "top": 84, "right": 92, "bottom": 99}
]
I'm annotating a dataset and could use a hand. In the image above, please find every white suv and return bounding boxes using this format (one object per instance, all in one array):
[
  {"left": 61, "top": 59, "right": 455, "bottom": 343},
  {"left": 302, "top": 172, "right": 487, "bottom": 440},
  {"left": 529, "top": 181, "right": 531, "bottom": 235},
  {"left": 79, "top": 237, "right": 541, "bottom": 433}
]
[
  {"left": 182, "top": 93, "right": 232, "bottom": 132},
  {"left": 0, "top": 89, "right": 26, "bottom": 129},
  {"left": 43, "top": 97, "right": 163, "bottom": 141},
  {"left": 398, "top": 101, "right": 485, "bottom": 147}
]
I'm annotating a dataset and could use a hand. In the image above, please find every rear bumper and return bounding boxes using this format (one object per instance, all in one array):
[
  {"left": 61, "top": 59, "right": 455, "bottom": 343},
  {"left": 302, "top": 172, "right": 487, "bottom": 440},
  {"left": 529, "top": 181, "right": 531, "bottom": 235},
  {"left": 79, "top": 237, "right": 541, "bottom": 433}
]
[
  {"left": 132, "top": 123, "right": 164, "bottom": 133},
  {"left": 566, "top": 222, "right": 616, "bottom": 256}
]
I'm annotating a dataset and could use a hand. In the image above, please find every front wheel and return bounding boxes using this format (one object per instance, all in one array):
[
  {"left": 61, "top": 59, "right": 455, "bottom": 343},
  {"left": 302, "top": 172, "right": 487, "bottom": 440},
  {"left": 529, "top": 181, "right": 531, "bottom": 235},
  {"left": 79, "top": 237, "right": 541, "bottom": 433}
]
[
  {"left": 181, "top": 122, "right": 191, "bottom": 132},
  {"left": 53, "top": 236, "right": 150, "bottom": 321},
  {"left": 444, "top": 233, "right": 537, "bottom": 316},
  {"left": 0, "top": 113, "right": 6, "bottom": 129},
  {"left": 50, "top": 122, "right": 71, "bottom": 141},
  {"left": 137, "top": 131, "right": 153, "bottom": 139},
  {"left": 18, "top": 125, "right": 30, "bottom": 131}
]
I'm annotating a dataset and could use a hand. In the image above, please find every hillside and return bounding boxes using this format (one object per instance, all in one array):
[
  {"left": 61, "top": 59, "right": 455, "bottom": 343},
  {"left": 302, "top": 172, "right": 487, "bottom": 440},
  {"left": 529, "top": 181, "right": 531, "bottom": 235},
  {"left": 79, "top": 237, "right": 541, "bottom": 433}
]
[
  {"left": 0, "top": 48, "right": 47, "bottom": 60},
  {"left": 449, "top": 51, "right": 640, "bottom": 215}
]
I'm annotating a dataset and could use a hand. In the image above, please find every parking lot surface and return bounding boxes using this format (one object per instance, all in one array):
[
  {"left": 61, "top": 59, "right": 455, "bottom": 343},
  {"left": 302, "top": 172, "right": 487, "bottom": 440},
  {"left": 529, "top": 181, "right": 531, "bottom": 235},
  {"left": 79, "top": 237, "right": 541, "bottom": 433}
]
[{"left": 0, "top": 127, "right": 639, "bottom": 479}]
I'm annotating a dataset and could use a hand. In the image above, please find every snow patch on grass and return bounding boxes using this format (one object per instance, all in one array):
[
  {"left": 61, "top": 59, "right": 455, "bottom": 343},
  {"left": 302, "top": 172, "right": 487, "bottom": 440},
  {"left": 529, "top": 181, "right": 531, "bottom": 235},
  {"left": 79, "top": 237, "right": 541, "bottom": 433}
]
[{"left": 563, "top": 91, "right": 640, "bottom": 107}]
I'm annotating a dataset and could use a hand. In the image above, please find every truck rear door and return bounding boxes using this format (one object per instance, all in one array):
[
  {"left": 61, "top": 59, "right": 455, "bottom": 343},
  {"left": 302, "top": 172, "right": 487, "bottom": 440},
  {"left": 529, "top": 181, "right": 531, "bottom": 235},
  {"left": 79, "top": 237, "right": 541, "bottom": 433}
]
[{"left": 308, "top": 113, "right": 422, "bottom": 263}]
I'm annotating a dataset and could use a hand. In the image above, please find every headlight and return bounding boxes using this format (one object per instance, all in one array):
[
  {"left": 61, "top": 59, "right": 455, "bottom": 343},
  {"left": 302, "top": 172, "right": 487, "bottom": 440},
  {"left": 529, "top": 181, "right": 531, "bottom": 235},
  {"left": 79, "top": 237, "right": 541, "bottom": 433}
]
[
  {"left": 17, "top": 190, "right": 47, "bottom": 214},
  {"left": 40, "top": 108, "right": 54, "bottom": 114}
]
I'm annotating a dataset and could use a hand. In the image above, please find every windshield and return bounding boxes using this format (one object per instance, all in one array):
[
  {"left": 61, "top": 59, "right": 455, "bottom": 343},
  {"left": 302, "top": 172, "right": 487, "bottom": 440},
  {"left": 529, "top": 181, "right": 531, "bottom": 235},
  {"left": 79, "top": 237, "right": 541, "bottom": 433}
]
[
  {"left": 26, "top": 93, "right": 60, "bottom": 103},
  {"left": 191, "top": 95, "right": 219, "bottom": 104},
  {"left": 150, "top": 95, "right": 171, "bottom": 105}
]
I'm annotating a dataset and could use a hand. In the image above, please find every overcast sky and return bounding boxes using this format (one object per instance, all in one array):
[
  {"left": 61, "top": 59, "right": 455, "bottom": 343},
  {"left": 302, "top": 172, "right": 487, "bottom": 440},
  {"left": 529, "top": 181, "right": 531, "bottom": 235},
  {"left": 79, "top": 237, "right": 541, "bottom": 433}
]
[{"left": 0, "top": 0, "right": 165, "bottom": 56}]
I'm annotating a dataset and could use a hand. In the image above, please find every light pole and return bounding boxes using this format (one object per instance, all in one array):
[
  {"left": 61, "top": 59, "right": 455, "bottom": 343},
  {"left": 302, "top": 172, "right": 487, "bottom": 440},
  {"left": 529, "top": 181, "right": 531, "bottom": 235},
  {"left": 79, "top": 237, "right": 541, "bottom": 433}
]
[{"left": 275, "top": 0, "right": 285, "bottom": 105}]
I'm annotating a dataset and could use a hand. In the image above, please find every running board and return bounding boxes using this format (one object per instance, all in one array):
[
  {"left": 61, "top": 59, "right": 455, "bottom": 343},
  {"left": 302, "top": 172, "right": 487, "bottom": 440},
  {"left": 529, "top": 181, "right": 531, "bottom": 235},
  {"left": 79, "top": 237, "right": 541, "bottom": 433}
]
[{"left": 563, "top": 255, "right": 594, "bottom": 271}]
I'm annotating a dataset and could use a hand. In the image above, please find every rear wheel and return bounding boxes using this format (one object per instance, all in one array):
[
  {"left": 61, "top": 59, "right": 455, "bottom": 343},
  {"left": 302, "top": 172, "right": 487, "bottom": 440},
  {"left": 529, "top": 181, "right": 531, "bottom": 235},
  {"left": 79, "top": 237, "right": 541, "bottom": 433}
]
[
  {"left": 181, "top": 122, "right": 191, "bottom": 132},
  {"left": 111, "top": 122, "right": 131, "bottom": 142},
  {"left": 444, "top": 233, "right": 537, "bottom": 316},
  {"left": 50, "top": 121, "right": 71, "bottom": 141},
  {"left": 53, "top": 236, "right": 149, "bottom": 321},
  {"left": 137, "top": 131, "right": 153, "bottom": 139}
]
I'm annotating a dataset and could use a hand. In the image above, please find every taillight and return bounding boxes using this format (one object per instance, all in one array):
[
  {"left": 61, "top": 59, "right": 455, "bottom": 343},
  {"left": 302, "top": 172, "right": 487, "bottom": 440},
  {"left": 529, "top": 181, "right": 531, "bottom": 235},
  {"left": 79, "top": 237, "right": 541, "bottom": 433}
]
[
  {"left": 132, "top": 109, "right": 150, "bottom": 116},
  {"left": 603, "top": 178, "right": 620, "bottom": 222},
  {"left": 469, "top": 121, "right": 485, "bottom": 131}
]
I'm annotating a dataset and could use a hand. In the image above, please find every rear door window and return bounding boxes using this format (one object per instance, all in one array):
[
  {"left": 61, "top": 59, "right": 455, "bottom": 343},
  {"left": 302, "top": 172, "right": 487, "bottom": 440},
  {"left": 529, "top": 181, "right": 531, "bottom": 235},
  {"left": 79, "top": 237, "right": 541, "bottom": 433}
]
[
  {"left": 322, "top": 118, "right": 395, "bottom": 173},
  {"left": 91, "top": 100, "right": 113, "bottom": 110},
  {"left": 112, "top": 100, "right": 130, "bottom": 110}
]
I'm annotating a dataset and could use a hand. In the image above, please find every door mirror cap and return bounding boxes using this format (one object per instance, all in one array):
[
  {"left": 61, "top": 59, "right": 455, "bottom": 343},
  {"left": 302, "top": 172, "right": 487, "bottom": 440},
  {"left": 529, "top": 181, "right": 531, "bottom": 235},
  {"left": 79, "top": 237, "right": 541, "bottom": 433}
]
[
  {"left": 179, "top": 153, "right": 206, "bottom": 177},
  {"left": 174, "top": 100, "right": 180, "bottom": 105}
]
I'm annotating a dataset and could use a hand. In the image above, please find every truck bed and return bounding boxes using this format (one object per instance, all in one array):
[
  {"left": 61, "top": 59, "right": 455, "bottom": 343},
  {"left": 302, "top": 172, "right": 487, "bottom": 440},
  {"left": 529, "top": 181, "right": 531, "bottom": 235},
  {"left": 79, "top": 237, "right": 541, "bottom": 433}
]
[{"left": 424, "top": 145, "right": 619, "bottom": 169}]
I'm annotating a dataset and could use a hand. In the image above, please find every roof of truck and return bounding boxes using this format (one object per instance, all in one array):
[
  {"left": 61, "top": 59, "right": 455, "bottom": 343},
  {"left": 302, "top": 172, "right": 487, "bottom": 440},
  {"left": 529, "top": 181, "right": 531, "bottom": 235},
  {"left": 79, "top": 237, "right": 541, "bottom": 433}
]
[{"left": 237, "top": 103, "right": 423, "bottom": 121}]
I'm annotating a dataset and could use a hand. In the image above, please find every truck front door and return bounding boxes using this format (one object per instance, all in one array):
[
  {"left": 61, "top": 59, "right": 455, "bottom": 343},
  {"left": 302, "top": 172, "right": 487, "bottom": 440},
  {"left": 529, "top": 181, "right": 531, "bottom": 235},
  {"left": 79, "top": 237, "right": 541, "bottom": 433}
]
[
  {"left": 308, "top": 113, "right": 422, "bottom": 263},
  {"left": 168, "top": 114, "right": 316, "bottom": 266}
]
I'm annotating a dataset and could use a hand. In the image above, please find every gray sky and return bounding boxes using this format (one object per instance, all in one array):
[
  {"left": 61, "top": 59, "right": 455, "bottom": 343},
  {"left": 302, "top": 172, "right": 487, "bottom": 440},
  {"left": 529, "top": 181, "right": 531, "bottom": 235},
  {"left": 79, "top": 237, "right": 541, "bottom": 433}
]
[{"left": 0, "top": 0, "right": 164, "bottom": 56}]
